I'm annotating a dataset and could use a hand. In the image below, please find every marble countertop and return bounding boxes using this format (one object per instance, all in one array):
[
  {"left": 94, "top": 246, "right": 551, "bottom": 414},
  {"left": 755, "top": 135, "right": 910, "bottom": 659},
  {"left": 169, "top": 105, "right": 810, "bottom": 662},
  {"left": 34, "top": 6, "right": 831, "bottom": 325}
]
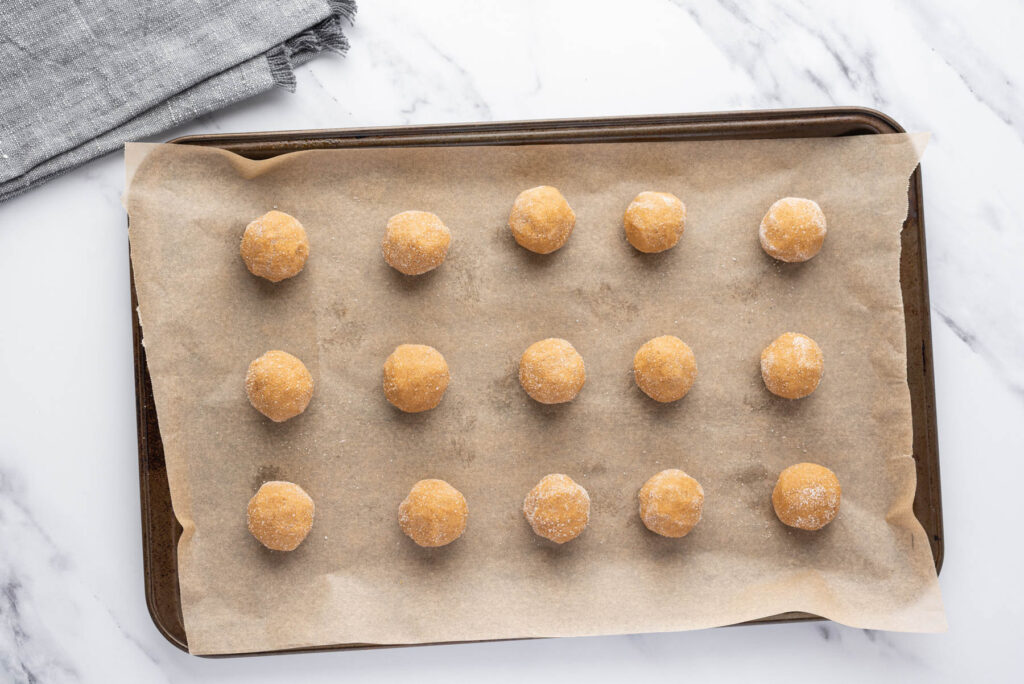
[{"left": 1, "top": 1, "right": 1022, "bottom": 681}]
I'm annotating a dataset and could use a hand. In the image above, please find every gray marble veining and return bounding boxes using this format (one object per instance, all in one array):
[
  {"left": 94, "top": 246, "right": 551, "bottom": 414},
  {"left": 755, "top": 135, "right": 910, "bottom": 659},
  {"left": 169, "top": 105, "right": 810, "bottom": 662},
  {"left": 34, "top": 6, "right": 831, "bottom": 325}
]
[{"left": 0, "top": 1, "right": 1022, "bottom": 681}]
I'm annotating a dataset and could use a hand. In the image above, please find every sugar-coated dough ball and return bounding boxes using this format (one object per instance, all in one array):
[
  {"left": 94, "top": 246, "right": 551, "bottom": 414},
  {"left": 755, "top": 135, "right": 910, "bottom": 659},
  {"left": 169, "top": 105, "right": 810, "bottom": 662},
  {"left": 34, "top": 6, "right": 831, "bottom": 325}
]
[
  {"left": 523, "top": 474, "right": 590, "bottom": 543},
  {"left": 624, "top": 191, "right": 686, "bottom": 253},
  {"left": 383, "top": 344, "right": 450, "bottom": 413},
  {"left": 772, "top": 463, "right": 841, "bottom": 530},
  {"left": 246, "top": 350, "right": 314, "bottom": 422},
  {"left": 638, "top": 469, "right": 704, "bottom": 538},
  {"left": 633, "top": 335, "right": 697, "bottom": 402},
  {"left": 519, "top": 338, "right": 585, "bottom": 404},
  {"left": 382, "top": 210, "right": 452, "bottom": 275},
  {"left": 247, "top": 481, "right": 315, "bottom": 551},
  {"left": 398, "top": 479, "right": 468, "bottom": 547},
  {"left": 240, "top": 210, "right": 309, "bottom": 282},
  {"left": 760, "top": 333, "right": 823, "bottom": 399},
  {"left": 759, "top": 197, "right": 827, "bottom": 262},
  {"left": 508, "top": 186, "right": 576, "bottom": 254}
]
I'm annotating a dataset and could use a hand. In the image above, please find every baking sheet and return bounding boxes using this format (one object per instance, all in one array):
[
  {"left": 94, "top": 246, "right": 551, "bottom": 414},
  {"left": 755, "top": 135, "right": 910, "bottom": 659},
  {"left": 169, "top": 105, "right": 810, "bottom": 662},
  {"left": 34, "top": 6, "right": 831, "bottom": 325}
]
[{"left": 125, "top": 133, "right": 943, "bottom": 655}]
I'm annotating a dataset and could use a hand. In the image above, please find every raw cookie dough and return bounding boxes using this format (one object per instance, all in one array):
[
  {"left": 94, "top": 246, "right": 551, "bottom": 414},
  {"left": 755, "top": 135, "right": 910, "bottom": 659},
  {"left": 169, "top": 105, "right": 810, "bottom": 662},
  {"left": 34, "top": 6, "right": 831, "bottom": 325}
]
[
  {"left": 383, "top": 344, "right": 450, "bottom": 413},
  {"left": 633, "top": 335, "right": 697, "bottom": 402},
  {"left": 519, "top": 338, "right": 586, "bottom": 404},
  {"left": 623, "top": 191, "right": 686, "bottom": 253},
  {"left": 760, "top": 332, "right": 823, "bottom": 399},
  {"left": 638, "top": 469, "right": 704, "bottom": 538},
  {"left": 508, "top": 186, "right": 576, "bottom": 254},
  {"left": 247, "top": 481, "right": 315, "bottom": 551},
  {"left": 523, "top": 474, "right": 590, "bottom": 543},
  {"left": 240, "top": 210, "right": 309, "bottom": 282},
  {"left": 398, "top": 479, "right": 468, "bottom": 547},
  {"left": 772, "top": 463, "right": 841, "bottom": 531},
  {"left": 759, "top": 197, "right": 827, "bottom": 262},
  {"left": 245, "top": 350, "right": 314, "bottom": 422},
  {"left": 382, "top": 210, "right": 452, "bottom": 275}
]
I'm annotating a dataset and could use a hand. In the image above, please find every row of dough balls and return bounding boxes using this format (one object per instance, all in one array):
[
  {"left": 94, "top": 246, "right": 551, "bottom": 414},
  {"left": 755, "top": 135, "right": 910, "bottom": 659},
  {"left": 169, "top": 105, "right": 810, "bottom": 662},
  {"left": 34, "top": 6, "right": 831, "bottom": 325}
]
[
  {"left": 238, "top": 190, "right": 827, "bottom": 282},
  {"left": 247, "top": 463, "right": 842, "bottom": 552},
  {"left": 244, "top": 332, "right": 824, "bottom": 422}
]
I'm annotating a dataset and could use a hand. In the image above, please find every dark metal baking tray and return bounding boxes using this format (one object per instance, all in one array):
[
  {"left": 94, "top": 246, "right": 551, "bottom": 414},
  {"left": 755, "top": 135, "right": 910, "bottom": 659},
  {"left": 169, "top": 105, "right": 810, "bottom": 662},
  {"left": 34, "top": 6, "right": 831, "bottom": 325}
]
[{"left": 133, "top": 107, "right": 942, "bottom": 655}]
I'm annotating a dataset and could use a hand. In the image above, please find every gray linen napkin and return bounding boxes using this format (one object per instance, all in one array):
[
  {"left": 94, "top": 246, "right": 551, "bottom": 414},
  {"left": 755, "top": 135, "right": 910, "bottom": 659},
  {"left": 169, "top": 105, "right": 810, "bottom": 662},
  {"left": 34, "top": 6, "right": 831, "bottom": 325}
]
[{"left": 0, "top": 0, "right": 356, "bottom": 203}]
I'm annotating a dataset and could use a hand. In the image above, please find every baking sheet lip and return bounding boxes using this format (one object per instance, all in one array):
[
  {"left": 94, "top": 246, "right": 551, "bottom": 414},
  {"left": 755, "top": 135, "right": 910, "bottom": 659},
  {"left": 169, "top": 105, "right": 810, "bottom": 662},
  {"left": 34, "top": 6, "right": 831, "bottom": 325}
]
[
  {"left": 135, "top": 106, "right": 940, "bottom": 656},
  {"left": 132, "top": 259, "right": 190, "bottom": 653},
  {"left": 910, "top": 164, "right": 944, "bottom": 572},
  {"left": 164, "top": 106, "right": 903, "bottom": 148}
]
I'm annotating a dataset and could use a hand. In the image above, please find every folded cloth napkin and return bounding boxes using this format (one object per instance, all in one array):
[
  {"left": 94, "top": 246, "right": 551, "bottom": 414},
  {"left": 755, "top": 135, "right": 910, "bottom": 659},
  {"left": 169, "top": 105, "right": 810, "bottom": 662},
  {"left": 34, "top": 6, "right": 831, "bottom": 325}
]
[{"left": 0, "top": 0, "right": 355, "bottom": 203}]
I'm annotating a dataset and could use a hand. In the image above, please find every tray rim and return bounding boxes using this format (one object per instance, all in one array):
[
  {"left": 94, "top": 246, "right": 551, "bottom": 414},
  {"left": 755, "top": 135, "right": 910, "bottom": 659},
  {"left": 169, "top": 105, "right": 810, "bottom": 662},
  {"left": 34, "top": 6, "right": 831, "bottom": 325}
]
[{"left": 134, "top": 106, "right": 942, "bottom": 656}]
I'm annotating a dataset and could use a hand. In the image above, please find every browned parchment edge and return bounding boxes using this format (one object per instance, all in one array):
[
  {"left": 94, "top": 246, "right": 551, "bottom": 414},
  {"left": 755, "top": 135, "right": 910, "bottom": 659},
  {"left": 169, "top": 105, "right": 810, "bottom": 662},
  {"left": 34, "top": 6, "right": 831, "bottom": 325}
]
[{"left": 132, "top": 107, "right": 942, "bottom": 656}]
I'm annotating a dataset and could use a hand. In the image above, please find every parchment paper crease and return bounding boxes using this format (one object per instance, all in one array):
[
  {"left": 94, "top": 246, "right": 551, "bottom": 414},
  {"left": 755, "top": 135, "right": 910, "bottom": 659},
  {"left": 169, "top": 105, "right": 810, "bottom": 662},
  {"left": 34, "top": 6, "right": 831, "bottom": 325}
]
[{"left": 125, "top": 133, "right": 944, "bottom": 655}]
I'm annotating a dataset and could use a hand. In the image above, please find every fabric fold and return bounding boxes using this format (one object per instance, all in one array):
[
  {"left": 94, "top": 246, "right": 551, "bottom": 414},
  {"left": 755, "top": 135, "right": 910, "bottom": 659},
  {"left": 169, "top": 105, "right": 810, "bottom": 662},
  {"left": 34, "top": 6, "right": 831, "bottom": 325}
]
[{"left": 0, "top": 0, "right": 356, "bottom": 203}]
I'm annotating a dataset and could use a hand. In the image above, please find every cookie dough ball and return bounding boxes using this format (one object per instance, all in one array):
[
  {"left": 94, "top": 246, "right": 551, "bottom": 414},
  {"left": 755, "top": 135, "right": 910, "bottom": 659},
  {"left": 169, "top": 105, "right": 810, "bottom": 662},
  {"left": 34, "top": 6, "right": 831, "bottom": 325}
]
[
  {"left": 633, "top": 335, "right": 697, "bottom": 402},
  {"left": 247, "top": 481, "right": 315, "bottom": 551},
  {"left": 508, "top": 186, "right": 576, "bottom": 254},
  {"left": 759, "top": 197, "right": 827, "bottom": 263},
  {"left": 398, "top": 479, "right": 468, "bottom": 547},
  {"left": 638, "top": 469, "right": 704, "bottom": 538},
  {"left": 523, "top": 474, "right": 590, "bottom": 543},
  {"left": 624, "top": 191, "right": 687, "bottom": 253},
  {"left": 760, "top": 333, "right": 824, "bottom": 399},
  {"left": 246, "top": 350, "right": 314, "bottom": 422},
  {"left": 772, "top": 463, "right": 841, "bottom": 531},
  {"left": 383, "top": 344, "right": 450, "bottom": 413},
  {"left": 382, "top": 210, "right": 452, "bottom": 275},
  {"left": 519, "top": 338, "right": 586, "bottom": 404},
  {"left": 240, "top": 210, "right": 309, "bottom": 282}
]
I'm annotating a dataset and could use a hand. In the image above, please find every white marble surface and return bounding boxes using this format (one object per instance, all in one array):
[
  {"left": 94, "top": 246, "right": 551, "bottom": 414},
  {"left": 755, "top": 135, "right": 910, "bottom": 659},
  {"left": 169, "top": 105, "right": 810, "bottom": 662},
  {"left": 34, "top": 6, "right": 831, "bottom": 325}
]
[{"left": 1, "top": 0, "right": 1022, "bottom": 681}]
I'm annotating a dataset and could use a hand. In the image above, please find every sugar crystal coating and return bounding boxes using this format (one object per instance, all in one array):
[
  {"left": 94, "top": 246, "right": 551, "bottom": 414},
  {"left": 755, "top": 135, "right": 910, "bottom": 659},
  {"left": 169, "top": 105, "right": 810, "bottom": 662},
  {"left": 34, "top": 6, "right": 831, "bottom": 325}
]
[
  {"left": 772, "top": 463, "right": 841, "bottom": 531},
  {"left": 508, "top": 186, "right": 576, "bottom": 254},
  {"left": 247, "top": 481, "right": 315, "bottom": 551},
  {"left": 760, "top": 332, "right": 823, "bottom": 399},
  {"left": 638, "top": 469, "right": 704, "bottom": 538},
  {"left": 382, "top": 210, "right": 451, "bottom": 275},
  {"left": 519, "top": 338, "right": 585, "bottom": 404},
  {"left": 759, "top": 197, "right": 827, "bottom": 263},
  {"left": 245, "top": 350, "right": 314, "bottom": 422},
  {"left": 383, "top": 344, "right": 450, "bottom": 413},
  {"left": 523, "top": 474, "right": 590, "bottom": 543},
  {"left": 633, "top": 335, "right": 697, "bottom": 402},
  {"left": 240, "top": 210, "right": 309, "bottom": 282},
  {"left": 623, "top": 191, "right": 686, "bottom": 253},
  {"left": 399, "top": 479, "right": 468, "bottom": 547}
]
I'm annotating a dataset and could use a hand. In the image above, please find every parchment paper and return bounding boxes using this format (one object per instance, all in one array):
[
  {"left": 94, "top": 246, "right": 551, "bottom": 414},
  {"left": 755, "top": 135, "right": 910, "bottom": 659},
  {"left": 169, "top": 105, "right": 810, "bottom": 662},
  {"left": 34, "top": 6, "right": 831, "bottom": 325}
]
[{"left": 125, "top": 133, "right": 944, "bottom": 655}]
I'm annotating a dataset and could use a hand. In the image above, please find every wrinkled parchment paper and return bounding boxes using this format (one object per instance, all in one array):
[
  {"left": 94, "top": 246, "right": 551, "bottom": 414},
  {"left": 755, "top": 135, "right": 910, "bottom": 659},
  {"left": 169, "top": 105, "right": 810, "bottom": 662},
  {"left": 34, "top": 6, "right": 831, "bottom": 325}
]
[{"left": 125, "top": 133, "right": 943, "bottom": 655}]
